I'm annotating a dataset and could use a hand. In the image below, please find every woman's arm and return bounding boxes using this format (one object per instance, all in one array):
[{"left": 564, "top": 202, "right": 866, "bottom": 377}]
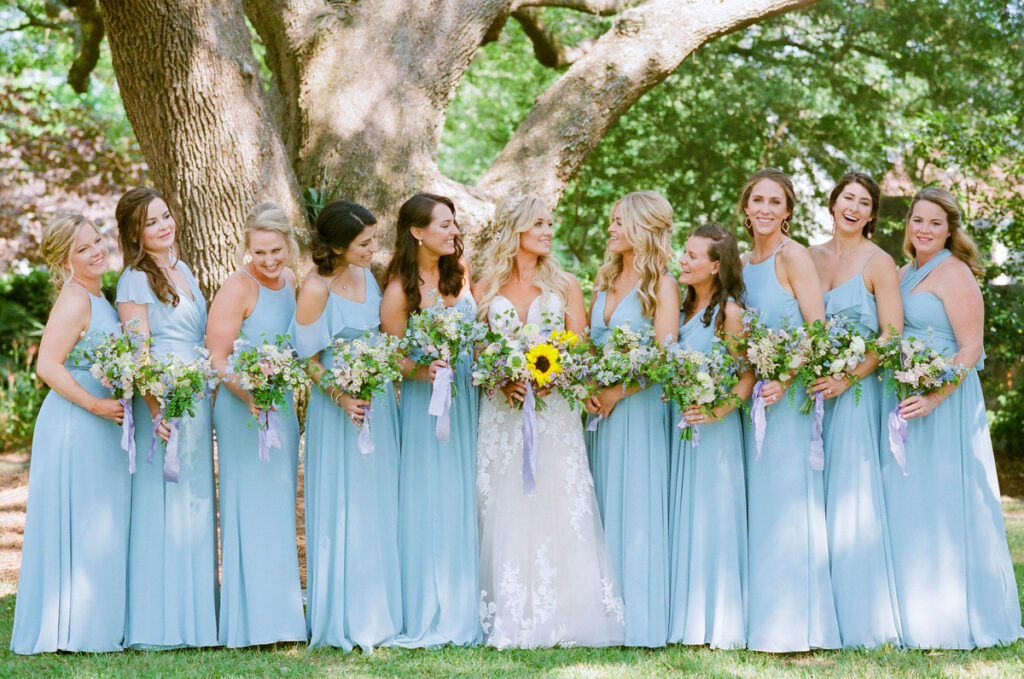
[
  {"left": 206, "top": 273, "right": 258, "bottom": 408},
  {"left": 652, "top": 273, "right": 681, "bottom": 345},
  {"left": 563, "top": 273, "right": 587, "bottom": 336},
  {"left": 684, "top": 300, "right": 754, "bottom": 423}
]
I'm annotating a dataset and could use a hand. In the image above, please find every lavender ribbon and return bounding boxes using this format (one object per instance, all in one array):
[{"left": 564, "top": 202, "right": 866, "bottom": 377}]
[
  {"left": 887, "top": 405, "right": 909, "bottom": 476},
  {"left": 521, "top": 382, "right": 539, "bottom": 495},
  {"left": 809, "top": 391, "right": 824, "bottom": 471},
  {"left": 675, "top": 413, "right": 701, "bottom": 447},
  {"left": 163, "top": 418, "right": 181, "bottom": 483},
  {"left": 256, "top": 409, "right": 281, "bottom": 462},
  {"left": 147, "top": 413, "right": 162, "bottom": 465},
  {"left": 428, "top": 366, "right": 454, "bottom": 442},
  {"left": 751, "top": 379, "right": 768, "bottom": 461},
  {"left": 585, "top": 414, "right": 603, "bottom": 431},
  {"left": 357, "top": 404, "right": 374, "bottom": 455},
  {"left": 120, "top": 397, "right": 136, "bottom": 474}
]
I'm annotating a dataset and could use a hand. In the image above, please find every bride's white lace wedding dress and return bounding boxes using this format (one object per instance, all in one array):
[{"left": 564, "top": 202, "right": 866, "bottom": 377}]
[{"left": 477, "top": 291, "right": 625, "bottom": 649}]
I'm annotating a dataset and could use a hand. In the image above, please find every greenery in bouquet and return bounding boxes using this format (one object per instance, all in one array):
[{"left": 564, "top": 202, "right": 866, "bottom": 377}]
[{"left": 321, "top": 334, "right": 405, "bottom": 402}]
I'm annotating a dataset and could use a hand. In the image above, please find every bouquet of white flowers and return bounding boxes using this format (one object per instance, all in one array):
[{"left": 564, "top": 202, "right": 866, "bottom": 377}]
[{"left": 650, "top": 342, "right": 739, "bottom": 443}]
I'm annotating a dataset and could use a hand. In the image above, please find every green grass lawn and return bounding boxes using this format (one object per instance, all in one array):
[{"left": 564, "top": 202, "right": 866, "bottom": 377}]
[{"left": 2, "top": 503, "right": 1023, "bottom": 678}]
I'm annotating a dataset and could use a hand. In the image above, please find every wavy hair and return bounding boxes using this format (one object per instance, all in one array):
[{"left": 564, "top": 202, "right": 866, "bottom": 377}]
[
  {"left": 681, "top": 223, "right": 746, "bottom": 334},
  {"left": 594, "top": 191, "right": 674, "bottom": 320},
  {"left": 116, "top": 186, "right": 179, "bottom": 306},
  {"left": 475, "top": 195, "right": 568, "bottom": 323},
  {"left": 737, "top": 167, "right": 796, "bottom": 237},
  {"left": 237, "top": 202, "right": 300, "bottom": 267},
  {"left": 383, "top": 193, "right": 465, "bottom": 318},
  {"left": 903, "top": 186, "right": 983, "bottom": 278},
  {"left": 40, "top": 213, "right": 94, "bottom": 296},
  {"left": 308, "top": 200, "right": 376, "bottom": 275},
  {"left": 828, "top": 171, "right": 880, "bottom": 238}
]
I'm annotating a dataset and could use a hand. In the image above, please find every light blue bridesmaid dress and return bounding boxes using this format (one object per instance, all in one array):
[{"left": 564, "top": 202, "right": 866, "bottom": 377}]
[
  {"left": 213, "top": 271, "right": 305, "bottom": 647},
  {"left": 880, "top": 248, "right": 1023, "bottom": 649},
  {"left": 10, "top": 286, "right": 131, "bottom": 654},
  {"left": 587, "top": 286, "right": 670, "bottom": 647},
  {"left": 742, "top": 243, "right": 840, "bottom": 652},
  {"left": 294, "top": 267, "right": 403, "bottom": 651},
  {"left": 118, "top": 263, "right": 219, "bottom": 649},
  {"left": 667, "top": 304, "right": 747, "bottom": 649},
  {"left": 822, "top": 257, "right": 901, "bottom": 648},
  {"left": 395, "top": 292, "right": 481, "bottom": 648}
]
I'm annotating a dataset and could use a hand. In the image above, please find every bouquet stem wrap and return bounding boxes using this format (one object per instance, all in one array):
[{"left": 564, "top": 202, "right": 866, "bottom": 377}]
[
  {"left": 752, "top": 380, "right": 768, "bottom": 460},
  {"left": 257, "top": 409, "right": 281, "bottom": 462},
  {"left": 675, "top": 414, "right": 701, "bottom": 447},
  {"left": 887, "top": 405, "right": 909, "bottom": 476},
  {"left": 809, "top": 391, "right": 825, "bottom": 471},
  {"left": 357, "top": 404, "right": 374, "bottom": 455},
  {"left": 120, "top": 397, "right": 136, "bottom": 474},
  {"left": 521, "top": 382, "right": 539, "bottom": 495},
  {"left": 428, "top": 366, "right": 454, "bottom": 442}
]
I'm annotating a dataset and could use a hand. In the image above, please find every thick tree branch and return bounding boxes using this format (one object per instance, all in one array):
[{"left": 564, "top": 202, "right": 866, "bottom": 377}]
[
  {"left": 6, "top": 2, "right": 65, "bottom": 31},
  {"left": 510, "top": 0, "right": 636, "bottom": 15},
  {"left": 65, "top": 0, "right": 104, "bottom": 94},
  {"left": 479, "top": 0, "right": 819, "bottom": 204},
  {"left": 513, "top": 8, "right": 593, "bottom": 68}
]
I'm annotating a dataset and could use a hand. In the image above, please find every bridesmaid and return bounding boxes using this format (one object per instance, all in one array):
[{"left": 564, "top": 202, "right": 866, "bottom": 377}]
[
  {"left": 586, "top": 190, "right": 679, "bottom": 647},
  {"left": 808, "top": 172, "right": 902, "bottom": 648},
  {"left": 207, "top": 203, "right": 306, "bottom": 647},
  {"left": 739, "top": 168, "right": 840, "bottom": 652},
  {"left": 10, "top": 215, "right": 130, "bottom": 654},
  {"left": 116, "top": 187, "right": 219, "bottom": 649},
  {"left": 668, "top": 223, "right": 753, "bottom": 649},
  {"left": 294, "top": 200, "right": 403, "bottom": 650},
  {"left": 380, "top": 193, "right": 480, "bottom": 647},
  {"left": 881, "top": 186, "right": 1023, "bottom": 648}
]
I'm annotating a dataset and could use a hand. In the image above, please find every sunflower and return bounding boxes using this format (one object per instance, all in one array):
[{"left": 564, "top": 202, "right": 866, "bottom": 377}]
[
  {"left": 550, "top": 329, "right": 580, "bottom": 346},
  {"left": 526, "top": 343, "right": 562, "bottom": 387}
]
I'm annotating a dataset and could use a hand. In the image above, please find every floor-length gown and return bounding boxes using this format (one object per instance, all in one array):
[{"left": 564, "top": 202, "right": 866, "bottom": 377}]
[
  {"left": 118, "top": 263, "right": 219, "bottom": 649},
  {"left": 880, "top": 248, "right": 1023, "bottom": 649},
  {"left": 294, "top": 267, "right": 403, "bottom": 650},
  {"left": 742, "top": 244, "right": 840, "bottom": 652},
  {"left": 667, "top": 306, "right": 747, "bottom": 649},
  {"left": 477, "top": 292, "right": 625, "bottom": 649},
  {"left": 396, "top": 292, "right": 481, "bottom": 647},
  {"left": 586, "top": 286, "right": 671, "bottom": 647},
  {"left": 214, "top": 270, "right": 306, "bottom": 647},
  {"left": 11, "top": 286, "right": 131, "bottom": 654},
  {"left": 821, "top": 264, "right": 901, "bottom": 648}
]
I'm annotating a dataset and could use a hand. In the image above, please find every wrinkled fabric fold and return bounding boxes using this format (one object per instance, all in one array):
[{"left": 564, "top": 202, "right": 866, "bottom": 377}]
[
  {"left": 809, "top": 392, "right": 824, "bottom": 471},
  {"left": 427, "top": 367, "right": 453, "bottom": 441},
  {"left": 887, "top": 404, "right": 908, "bottom": 476},
  {"left": 521, "top": 383, "right": 539, "bottom": 495},
  {"left": 751, "top": 380, "right": 768, "bottom": 460}
]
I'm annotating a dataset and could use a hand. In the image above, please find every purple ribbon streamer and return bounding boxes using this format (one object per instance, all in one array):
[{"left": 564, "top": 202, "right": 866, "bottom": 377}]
[
  {"left": 675, "top": 413, "right": 701, "bottom": 447},
  {"left": 257, "top": 408, "right": 281, "bottom": 462},
  {"left": 751, "top": 380, "right": 768, "bottom": 461},
  {"left": 428, "top": 366, "right": 453, "bottom": 442},
  {"left": 521, "top": 382, "right": 539, "bottom": 495},
  {"left": 809, "top": 391, "right": 824, "bottom": 471},
  {"left": 120, "top": 397, "right": 136, "bottom": 474},
  {"left": 887, "top": 404, "right": 909, "bottom": 476},
  {"left": 163, "top": 418, "right": 181, "bottom": 483},
  {"left": 357, "top": 404, "right": 374, "bottom": 455},
  {"left": 585, "top": 414, "right": 603, "bottom": 431},
  {"left": 148, "top": 413, "right": 162, "bottom": 465}
]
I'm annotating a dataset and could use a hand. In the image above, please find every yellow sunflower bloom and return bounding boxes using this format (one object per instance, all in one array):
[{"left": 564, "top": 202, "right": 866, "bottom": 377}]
[
  {"left": 526, "top": 343, "right": 562, "bottom": 387},
  {"left": 551, "top": 330, "right": 580, "bottom": 346}
]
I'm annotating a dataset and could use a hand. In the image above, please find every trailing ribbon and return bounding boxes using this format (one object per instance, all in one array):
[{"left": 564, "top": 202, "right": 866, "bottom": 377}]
[
  {"left": 521, "top": 382, "right": 539, "bottom": 495},
  {"left": 809, "top": 391, "right": 824, "bottom": 471},
  {"left": 357, "top": 404, "right": 374, "bottom": 455},
  {"left": 751, "top": 379, "right": 768, "bottom": 461},
  {"left": 887, "top": 404, "right": 908, "bottom": 476},
  {"left": 120, "top": 397, "right": 136, "bottom": 474},
  {"left": 585, "top": 414, "right": 603, "bottom": 431},
  {"left": 257, "top": 408, "right": 281, "bottom": 462},
  {"left": 428, "top": 366, "right": 454, "bottom": 442},
  {"left": 148, "top": 413, "right": 163, "bottom": 465},
  {"left": 675, "top": 414, "right": 701, "bottom": 447},
  {"left": 163, "top": 418, "right": 181, "bottom": 483}
]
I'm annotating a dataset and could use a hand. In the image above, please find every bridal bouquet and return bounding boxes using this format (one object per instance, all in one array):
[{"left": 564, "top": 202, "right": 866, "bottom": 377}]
[
  {"left": 139, "top": 348, "right": 219, "bottom": 482},
  {"left": 585, "top": 324, "right": 661, "bottom": 431},
  {"left": 650, "top": 342, "right": 740, "bottom": 443},
  {"left": 406, "top": 295, "right": 488, "bottom": 440},
  {"left": 791, "top": 317, "right": 871, "bottom": 415},
  {"left": 321, "top": 333, "right": 405, "bottom": 454},
  {"left": 227, "top": 335, "right": 310, "bottom": 461}
]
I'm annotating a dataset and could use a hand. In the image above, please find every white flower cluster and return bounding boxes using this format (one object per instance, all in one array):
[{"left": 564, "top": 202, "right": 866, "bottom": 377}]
[
  {"left": 407, "top": 294, "right": 488, "bottom": 366},
  {"left": 227, "top": 336, "right": 309, "bottom": 411},
  {"left": 591, "top": 324, "right": 659, "bottom": 388},
  {"left": 323, "top": 334, "right": 405, "bottom": 401}
]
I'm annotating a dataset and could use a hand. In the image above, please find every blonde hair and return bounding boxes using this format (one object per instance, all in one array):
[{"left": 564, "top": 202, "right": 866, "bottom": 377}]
[
  {"left": 237, "top": 202, "right": 300, "bottom": 267},
  {"left": 594, "top": 191, "right": 674, "bottom": 320},
  {"left": 476, "top": 195, "right": 567, "bottom": 322},
  {"left": 903, "top": 186, "right": 983, "bottom": 278},
  {"left": 41, "top": 213, "right": 95, "bottom": 294}
]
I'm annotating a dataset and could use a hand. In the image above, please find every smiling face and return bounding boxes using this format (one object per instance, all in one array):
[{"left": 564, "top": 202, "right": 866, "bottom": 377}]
[
  {"left": 907, "top": 199, "right": 950, "bottom": 260},
  {"left": 678, "top": 235, "right": 719, "bottom": 288},
  {"left": 247, "top": 229, "right": 289, "bottom": 281},
  {"left": 831, "top": 181, "right": 874, "bottom": 237},
  {"left": 139, "top": 198, "right": 176, "bottom": 256},
  {"left": 607, "top": 204, "right": 635, "bottom": 254},
  {"left": 412, "top": 202, "right": 459, "bottom": 256},
  {"left": 344, "top": 224, "right": 377, "bottom": 268},
  {"left": 743, "top": 178, "right": 791, "bottom": 238},
  {"left": 519, "top": 207, "right": 553, "bottom": 257},
  {"left": 68, "top": 222, "right": 107, "bottom": 281}
]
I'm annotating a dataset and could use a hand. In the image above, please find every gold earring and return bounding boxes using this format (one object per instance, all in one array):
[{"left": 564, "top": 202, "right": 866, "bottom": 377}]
[
  {"left": 782, "top": 219, "right": 791, "bottom": 235},
  {"left": 744, "top": 217, "right": 752, "bottom": 230}
]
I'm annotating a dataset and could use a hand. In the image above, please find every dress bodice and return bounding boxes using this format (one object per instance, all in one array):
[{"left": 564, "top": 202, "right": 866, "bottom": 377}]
[
  {"left": 488, "top": 292, "right": 564, "bottom": 335},
  {"left": 742, "top": 245, "right": 802, "bottom": 329},
  {"left": 65, "top": 286, "right": 123, "bottom": 372},
  {"left": 679, "top": 304, "right": 720, "bottom": 354},
  {"left": 590, "top": 286, "right": 650, "bottom": 346},
  {"left": 293, "top": 267, "right": 383, "bottom": 365},
  {"left": 238, "top": 272, "right": 296, "bottom": 344},
  {"left": 116, "top": 262, "right": 207, "bottom": 359},
  {"left": 824, "top": 273, "right": 879, "bottom": 337}
]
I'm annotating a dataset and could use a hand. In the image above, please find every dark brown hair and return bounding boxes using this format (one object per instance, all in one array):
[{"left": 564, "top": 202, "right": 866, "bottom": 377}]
[
  {"left": 681, "top": 223, "right": 746, "bottom": 334},
  {"left": 383, "top": 193, "right": 465, "bottom": 318},
  {"left": 828, "top": 171, "right": 881, "bottom": 238},
  {"left": 116, "top": 186, "right": 178, "bottom": 306},
  {"left": 309, "top": 200, "right": 377, "bottom": 275},
  {"left": 737, "top": 167, "right": 796, "bottom": 237}
]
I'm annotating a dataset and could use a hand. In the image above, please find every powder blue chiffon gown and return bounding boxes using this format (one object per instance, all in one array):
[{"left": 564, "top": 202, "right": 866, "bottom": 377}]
[
  {"left": 742, "top": 245, "right": 840, "bottom": 652},
  {"left": 118, "top": 263, "right": 219, "bottom": 649},
  {"left": 587, "top": 286, "right": 671, "bottom": 648},
  {"left": 821, "top": 263, "right": 901, "bottom": 648},
  {"left": 880, "top": 249, "right": 1023, "bottom": 648},
  {"left": 10, "top": 286, "right": 131, "bottom": 654},
  {"left": 213, "top": 271, "right": 306, "bottom": 647},
  {"left": 295, "top": 267, "right": 403, "bottom": 650},
  {"left": 667, "top": 305, "right": 747, "bottom": 649},
  {"left": 395, "top": 292, "right": 481, "bottom": 647}
]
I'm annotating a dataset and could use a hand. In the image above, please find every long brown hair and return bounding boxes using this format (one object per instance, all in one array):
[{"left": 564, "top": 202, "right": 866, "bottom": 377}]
[
  {"left": 828, "top": 171, "right": 880, "bottom": 238},
  {"left": 737, "top": 167, "right": 796, "bottom": 237},
  {"left": 116, "top": 186, "right": 179, "bottom": 306},
  {"left": 681, "top": 223, "right": 746, "bottom": 334},
  {"left": 383, "top": 193, "right": 465, "bottom": 318},
  {"left": 903, "top": 186, "right": 983, "bottom": 278}
]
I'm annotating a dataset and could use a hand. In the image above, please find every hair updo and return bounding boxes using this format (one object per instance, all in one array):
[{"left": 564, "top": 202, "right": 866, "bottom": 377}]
[
  {"left": 41, "top": 213, "right": 95, "bottom": 294},
  {"left": 237, "top": 202, "right": 300, "bottom": 267},
  {"left": 309, "top": 200, "right": 377, "bottom": 275}
]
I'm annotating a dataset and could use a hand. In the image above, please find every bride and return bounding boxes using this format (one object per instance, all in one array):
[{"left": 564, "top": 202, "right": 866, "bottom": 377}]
[{"left": 473, "top": 195, "right": 625, "bottom": 649}]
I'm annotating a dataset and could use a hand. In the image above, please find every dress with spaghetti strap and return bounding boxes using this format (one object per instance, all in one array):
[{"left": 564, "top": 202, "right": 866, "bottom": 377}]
[{"left": 880, "top": 249, "right": 1022, "bottom": 648}]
